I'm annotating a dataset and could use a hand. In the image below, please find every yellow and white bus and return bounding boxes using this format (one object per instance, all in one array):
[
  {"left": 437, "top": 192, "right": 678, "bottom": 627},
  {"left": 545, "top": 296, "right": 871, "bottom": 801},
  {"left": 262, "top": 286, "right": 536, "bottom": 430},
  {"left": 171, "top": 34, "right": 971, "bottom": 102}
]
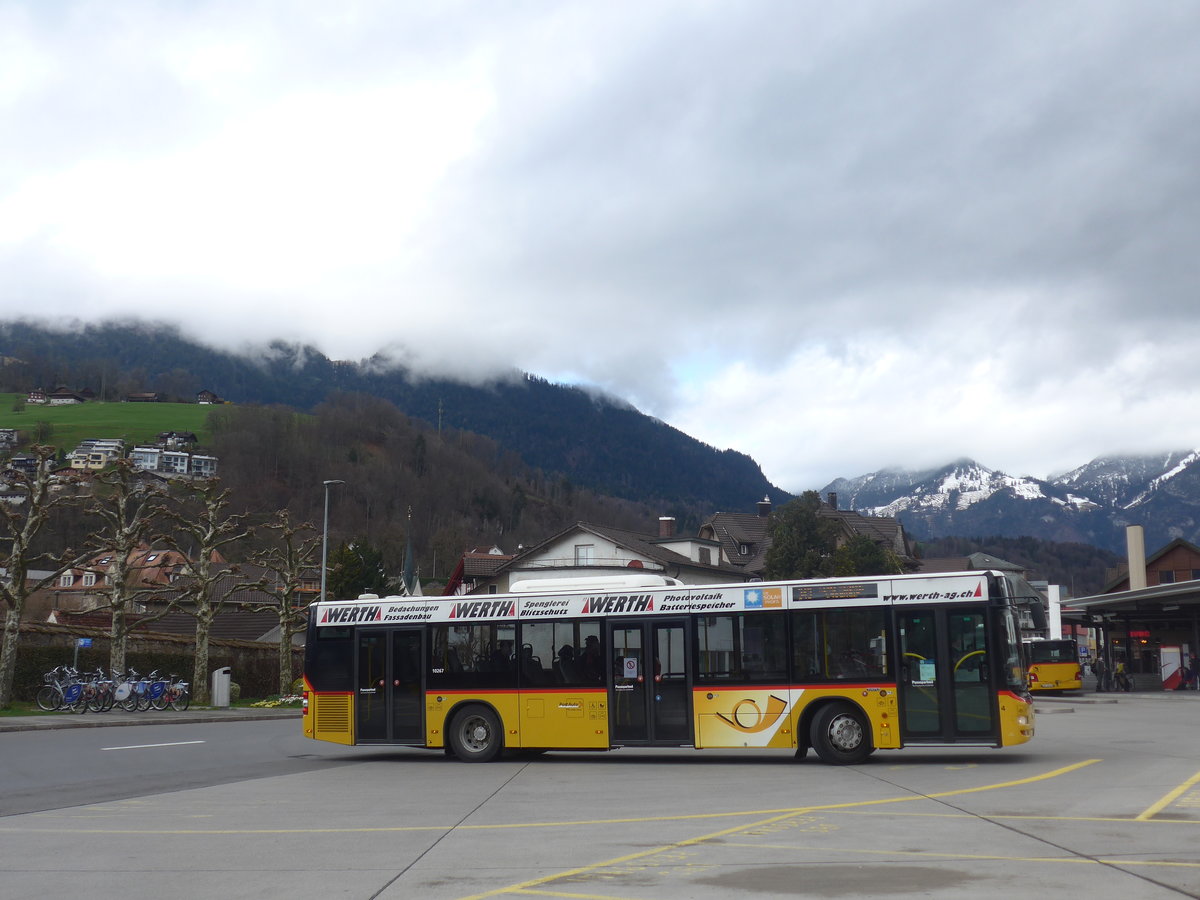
[
  {"left": 1023, "top": 638, "right": 1082, "bottom": 693},
  {"left": 303, "top": 570, "right": 1035, "bottom": 764}
]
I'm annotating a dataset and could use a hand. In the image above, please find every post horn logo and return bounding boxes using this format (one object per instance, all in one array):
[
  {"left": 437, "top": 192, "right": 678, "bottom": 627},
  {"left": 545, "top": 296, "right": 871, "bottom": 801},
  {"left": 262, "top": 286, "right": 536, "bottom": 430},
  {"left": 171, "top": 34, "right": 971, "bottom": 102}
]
[{"left": 716, "top": 694, "right": 789, "bottom": 733}]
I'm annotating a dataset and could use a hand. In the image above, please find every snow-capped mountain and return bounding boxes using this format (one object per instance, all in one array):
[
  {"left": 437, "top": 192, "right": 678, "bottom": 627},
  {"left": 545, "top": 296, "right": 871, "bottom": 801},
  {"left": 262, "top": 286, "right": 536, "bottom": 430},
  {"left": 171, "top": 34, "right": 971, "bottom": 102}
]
[
  {"left": 1050, "top": 451, "right": 1199, "bottom": 508},
  {"left": 822, "top": 451, "right": 1200, "bottom": 554}
]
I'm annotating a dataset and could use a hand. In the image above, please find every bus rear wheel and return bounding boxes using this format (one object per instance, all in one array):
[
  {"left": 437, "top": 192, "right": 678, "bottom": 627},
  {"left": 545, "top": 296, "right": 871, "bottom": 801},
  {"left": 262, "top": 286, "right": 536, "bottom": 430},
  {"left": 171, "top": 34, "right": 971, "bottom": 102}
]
[
  {"left": 448, "top": 705, "right": 503, "bottom": 762},
  {"left": 810, "top": 702, "right": 873, "bottom": 765}
]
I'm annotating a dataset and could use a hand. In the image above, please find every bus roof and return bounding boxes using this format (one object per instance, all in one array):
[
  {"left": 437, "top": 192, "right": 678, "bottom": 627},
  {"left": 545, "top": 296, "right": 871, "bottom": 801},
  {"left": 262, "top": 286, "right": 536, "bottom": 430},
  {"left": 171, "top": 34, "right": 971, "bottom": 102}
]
[{"left": 312, "top": 570, "right": 1014, "bottom": 627}]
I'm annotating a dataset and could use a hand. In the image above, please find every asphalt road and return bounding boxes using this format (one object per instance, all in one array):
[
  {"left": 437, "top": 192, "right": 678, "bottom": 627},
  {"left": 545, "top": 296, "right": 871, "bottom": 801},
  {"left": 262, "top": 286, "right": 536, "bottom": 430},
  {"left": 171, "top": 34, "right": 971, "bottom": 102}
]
[
  {"left": 0, "top": 715, "right": 354, "bottom": 817},
  {"left": 2, "top": 695, "right": 1200, "bottom": 899}
]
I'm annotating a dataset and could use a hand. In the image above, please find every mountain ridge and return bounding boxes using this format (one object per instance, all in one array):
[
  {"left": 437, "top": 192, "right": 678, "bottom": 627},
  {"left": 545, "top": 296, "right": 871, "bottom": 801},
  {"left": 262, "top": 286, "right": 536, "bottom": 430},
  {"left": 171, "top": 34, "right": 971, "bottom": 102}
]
[
  {"left": 823, "top": 453, "right": 1200, "bottom": 556},
  {"left": 0, "top": 319, "right": 790, "bottom": 516}
]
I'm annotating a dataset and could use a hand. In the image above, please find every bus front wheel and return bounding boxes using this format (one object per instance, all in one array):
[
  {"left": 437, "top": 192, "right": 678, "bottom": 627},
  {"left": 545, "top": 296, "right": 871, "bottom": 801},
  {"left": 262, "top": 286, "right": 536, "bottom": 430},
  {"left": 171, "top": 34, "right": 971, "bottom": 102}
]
[
  {"left": 448, "top": 705, "right": 503, "bottom": 762},
  {"left": 810, "top": 702, "right": 873, "bottom": 765}
]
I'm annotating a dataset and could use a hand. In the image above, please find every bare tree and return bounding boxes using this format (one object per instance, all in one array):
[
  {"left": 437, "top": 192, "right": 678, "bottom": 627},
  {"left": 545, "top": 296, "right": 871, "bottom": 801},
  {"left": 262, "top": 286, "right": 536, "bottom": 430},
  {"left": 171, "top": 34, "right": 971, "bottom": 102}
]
[
  {"left": 246, "top": 510, "right": 320, "bottom": 695},
  {"left": 83, "top": 461, "right": 179, "bottom": 675},
  {"left": 0, "top": 447, "right": 84, "bottom": 708},
  {"left": 160, "top": 479, "right": 251, "bottom": 705}
]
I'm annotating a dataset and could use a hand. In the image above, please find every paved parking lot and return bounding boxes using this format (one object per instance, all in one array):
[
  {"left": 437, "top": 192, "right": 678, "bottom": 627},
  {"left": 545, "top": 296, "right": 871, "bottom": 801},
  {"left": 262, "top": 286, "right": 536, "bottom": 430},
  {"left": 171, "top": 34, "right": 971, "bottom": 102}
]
[{"left": 2, "top": 693, "right": 1199, "bottom": 899}]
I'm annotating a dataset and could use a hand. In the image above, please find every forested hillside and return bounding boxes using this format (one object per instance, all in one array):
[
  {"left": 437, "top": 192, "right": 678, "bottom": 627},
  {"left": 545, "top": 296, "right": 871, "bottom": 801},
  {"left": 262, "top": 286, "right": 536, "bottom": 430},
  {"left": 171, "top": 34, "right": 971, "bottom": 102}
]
[
  {"left": 0, "top": 320, "right": 788, "bottom": 513},
  {"left": 20, "top": 391, "right": 672, "bottom": 585},
  {"left": 916, "top": 535, "right": 1121, "bottom": 597}
]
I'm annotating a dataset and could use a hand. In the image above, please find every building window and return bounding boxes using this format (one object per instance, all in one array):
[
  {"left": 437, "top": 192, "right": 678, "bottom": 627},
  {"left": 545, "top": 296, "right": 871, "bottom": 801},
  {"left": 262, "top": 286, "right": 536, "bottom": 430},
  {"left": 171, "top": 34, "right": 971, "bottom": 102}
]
[
  {"left": 1159, "top": 570, "right": 1176, "bottom": 584},
  {"left": 82, "top": 572, "right": 96, "bottom": 587},
  {"left": 58, "top": 573, "right": 74, "bottom": 587},
  {"left": 739, "top": 543, "right": 751, "bottom": 556},
  {"left": 574, "top": 544, "right": 594, "bottom": 565},
  {"left": 699, "top": 547, "right": 712, "bottom": 565}
]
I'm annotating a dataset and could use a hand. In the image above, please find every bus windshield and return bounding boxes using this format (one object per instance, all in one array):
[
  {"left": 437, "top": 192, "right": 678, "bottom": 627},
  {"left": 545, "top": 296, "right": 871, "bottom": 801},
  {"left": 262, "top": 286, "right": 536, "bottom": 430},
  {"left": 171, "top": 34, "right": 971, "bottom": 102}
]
[{"left": 1026, "top": 640, "right": 1077, "bottom": 664}]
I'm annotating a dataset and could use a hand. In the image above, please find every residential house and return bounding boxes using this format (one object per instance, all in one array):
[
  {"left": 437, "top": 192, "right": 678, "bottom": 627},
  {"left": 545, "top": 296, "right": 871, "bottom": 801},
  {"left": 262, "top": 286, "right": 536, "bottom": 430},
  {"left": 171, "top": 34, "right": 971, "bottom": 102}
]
[
  {"left": 48, "top": 387, "right": 87, "bottom": 405},
  {"left": 0, "top": 428, "right": 18, "bottom": 449},
  {"left": 68, "top": 438, "right": 126, "bottom": 471},
  {"left": 131, "top": 447, "right": 218, "bottom": 478},
  {"left": 442, "top": 546, "right": 517, "bottom": 595},
  {"left": 143, "top": 563, "right": 319, "bottom": 644},
  {"left": 470, "top": 521, "right": 746, "bottom": 594},
  {"left": 196, "top": 390, "right": 222, "bottom": 405},
  {"left": 915, "top": 551, "right": 1030, "bottom": 578},
  {"left": 189, "top": 454, "right": 219, "bottom": 478},
  {"left": 26, "top": 388, "right": 46, "bottom": 405},
  {"left": 1103, "top": 538, "right": 1200, "bottom": 592},
  {"left": 125, "top": 392, "right": 163, "bottom": 402},
  {"left": 129, "top": 447, "right": 163, "bottom": 471},
  {"left": 915, "top": 551, "right": 1048, "bottom": 635},
  {"left": 40, "top": 546, "right": 191, "bottom": 618},
  {"left": 157, "top": 431, "right": 198, "bottom": 449},
  {"left": 698, "top": 494, "right": 913, "bottom": 577},
  {"left": 5, "top": 455, "right": 43, "bottom": 477}
]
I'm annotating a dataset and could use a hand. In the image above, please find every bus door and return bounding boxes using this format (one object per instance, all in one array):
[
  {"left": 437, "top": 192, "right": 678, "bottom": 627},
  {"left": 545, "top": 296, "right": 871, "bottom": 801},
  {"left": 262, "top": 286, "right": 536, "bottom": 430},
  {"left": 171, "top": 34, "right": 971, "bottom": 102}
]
[
  {"left": 608, "top": 619, "right": 692, "bottom": 745},
  {"left": 356, "top": 628, "right": 425, "bottom": 744},
  {"left": 897, "top": 608, "right": 995, "bottom": 743}
]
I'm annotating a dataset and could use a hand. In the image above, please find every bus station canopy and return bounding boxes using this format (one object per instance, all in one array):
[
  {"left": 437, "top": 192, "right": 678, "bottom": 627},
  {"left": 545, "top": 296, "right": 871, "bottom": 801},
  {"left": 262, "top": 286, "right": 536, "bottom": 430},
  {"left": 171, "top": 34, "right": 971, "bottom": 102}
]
[{"left": 1063, "top": 580, "right": 1200, "bottom": 623}]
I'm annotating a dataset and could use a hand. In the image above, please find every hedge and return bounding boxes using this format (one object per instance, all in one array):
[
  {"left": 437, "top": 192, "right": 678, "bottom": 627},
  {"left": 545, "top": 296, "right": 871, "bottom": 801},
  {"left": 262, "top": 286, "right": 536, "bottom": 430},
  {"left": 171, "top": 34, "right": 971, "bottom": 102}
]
[{"left": 4, "top": 624, "right": 302, "bottom": 702}]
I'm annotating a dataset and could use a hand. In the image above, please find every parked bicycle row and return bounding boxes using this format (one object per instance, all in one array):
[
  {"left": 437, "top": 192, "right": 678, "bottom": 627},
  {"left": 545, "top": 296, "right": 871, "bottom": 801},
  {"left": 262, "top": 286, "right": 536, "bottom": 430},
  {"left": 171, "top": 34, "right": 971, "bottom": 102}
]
[{"left": 36, "top": 666, "right": 191, "bottom": 713}]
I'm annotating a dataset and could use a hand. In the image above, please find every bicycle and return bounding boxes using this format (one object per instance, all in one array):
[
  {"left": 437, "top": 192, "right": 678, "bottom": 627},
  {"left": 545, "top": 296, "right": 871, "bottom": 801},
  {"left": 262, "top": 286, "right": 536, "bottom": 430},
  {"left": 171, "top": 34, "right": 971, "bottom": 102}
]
[
  {"left": 164, "top": 674, "right": 191, "bottom": 711},
  {"left": 36, "top": 665, "right": 72, "bottom": 711}
]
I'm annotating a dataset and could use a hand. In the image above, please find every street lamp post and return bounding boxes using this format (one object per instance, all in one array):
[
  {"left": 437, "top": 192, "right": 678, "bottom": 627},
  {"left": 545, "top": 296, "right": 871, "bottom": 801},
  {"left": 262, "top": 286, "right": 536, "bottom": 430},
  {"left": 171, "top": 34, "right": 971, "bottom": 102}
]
[{"left": 320, "top": 479, "right": 345, "bottom": 603}]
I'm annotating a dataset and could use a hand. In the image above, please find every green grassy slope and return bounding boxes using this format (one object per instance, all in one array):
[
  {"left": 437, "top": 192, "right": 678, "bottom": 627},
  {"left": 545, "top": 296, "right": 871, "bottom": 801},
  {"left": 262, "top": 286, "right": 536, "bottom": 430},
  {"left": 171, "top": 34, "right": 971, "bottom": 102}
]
[{"left": 0, "top": 394, "right": 217, "bottom": 451}]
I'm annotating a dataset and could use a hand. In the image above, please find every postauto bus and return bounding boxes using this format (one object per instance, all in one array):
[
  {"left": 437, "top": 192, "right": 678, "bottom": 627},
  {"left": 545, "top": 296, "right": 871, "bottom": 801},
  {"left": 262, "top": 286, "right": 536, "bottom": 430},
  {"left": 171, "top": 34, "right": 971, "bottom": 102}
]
[
  {"left": 1023, "top": 638, "right": 1083, "bottom": 693},
  {"left": 302, "top": 570, "right": 1034, "bottom": 765}
]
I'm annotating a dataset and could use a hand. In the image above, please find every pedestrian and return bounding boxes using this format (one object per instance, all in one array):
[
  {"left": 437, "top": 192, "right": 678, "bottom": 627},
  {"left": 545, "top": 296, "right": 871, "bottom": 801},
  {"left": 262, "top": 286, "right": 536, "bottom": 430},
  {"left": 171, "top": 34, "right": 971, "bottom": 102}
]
[
  {"left": 1176, "top": 656, "right": 1198, "bottom": 691},
  {"left": 1114, "top": 658, "right": 1132, "bottom": 692},
  {"left": 1092, "top": 656, "right": 1107, "bottom": 693}
]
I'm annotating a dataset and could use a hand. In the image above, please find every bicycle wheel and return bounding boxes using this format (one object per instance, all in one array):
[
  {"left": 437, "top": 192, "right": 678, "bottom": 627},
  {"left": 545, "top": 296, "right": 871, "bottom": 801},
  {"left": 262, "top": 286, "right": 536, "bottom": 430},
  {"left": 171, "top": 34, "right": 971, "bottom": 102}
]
[
  {"left": 36, "top": 685, "right": 62, "bottom": 711},
  {"left": 171, "top": 688, "right": 191, "bottom": 711}
]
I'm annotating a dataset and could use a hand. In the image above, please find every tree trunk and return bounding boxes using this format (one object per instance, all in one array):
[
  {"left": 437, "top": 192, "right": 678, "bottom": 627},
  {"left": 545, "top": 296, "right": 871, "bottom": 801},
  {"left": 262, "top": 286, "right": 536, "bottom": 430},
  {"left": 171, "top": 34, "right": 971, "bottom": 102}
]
[
  {"left": 0, "top": 607, "right": 22, "bottom": 709},
  {"left": 109, "top": 606, "right": 127, "bottom": 675},
  {"left": 192, "top": 617, "right": 212, "bottom": 706},
  {"left": 278, "top": 625, "right": 293, "bottom": 696}
]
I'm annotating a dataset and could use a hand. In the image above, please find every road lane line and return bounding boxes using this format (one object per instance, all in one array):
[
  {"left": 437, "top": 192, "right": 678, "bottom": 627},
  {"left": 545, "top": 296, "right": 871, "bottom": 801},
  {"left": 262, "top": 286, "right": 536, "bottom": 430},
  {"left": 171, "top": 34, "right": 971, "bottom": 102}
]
[
  {"left": 100, "top": 740, "right": 206, "bottom": 751},
  {"left": 1136, "top": 768, "right": 1200, "bottom": 821}
]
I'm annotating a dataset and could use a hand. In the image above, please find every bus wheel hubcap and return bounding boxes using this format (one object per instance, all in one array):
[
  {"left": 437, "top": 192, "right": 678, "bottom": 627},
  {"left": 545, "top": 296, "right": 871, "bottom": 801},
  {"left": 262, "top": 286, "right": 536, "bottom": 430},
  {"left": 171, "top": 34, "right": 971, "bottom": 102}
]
[
  {"left": 829, "top": 715, "right": 862, "bottom": 750},
  {"left": 464, "top": 719, "right": 489, "bottom": 749}
]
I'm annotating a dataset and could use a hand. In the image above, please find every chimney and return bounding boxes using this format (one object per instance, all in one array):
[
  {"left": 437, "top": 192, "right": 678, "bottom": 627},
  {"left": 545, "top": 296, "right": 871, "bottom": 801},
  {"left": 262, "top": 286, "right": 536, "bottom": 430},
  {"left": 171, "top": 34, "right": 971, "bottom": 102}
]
[
  {"left": 1126, "top": 525, "right": 1147, "bottom": 591},
  {"left": 757, "top": 496, "right": 772, "bottom": 517},
  {"left": 658, "top": 516, "right": 676, "bottom": 538},
  {"left": 827, "top": 492, "right": 838, "bottom": 510}
]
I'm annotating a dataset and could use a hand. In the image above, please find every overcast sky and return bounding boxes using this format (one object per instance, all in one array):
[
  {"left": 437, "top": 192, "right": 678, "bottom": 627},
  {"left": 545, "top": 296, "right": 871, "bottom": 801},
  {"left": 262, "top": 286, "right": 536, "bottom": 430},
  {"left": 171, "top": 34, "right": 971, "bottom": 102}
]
[{"left": 4, "top": 1, "right": 1200, "bottom": 493}]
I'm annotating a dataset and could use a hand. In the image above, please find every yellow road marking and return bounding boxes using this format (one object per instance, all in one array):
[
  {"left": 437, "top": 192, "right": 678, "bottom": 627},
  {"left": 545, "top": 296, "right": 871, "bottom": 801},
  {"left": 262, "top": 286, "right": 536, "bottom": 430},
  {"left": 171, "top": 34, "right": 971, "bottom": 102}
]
[
  {"left": 7, "top": 807, "right": 1195, "bottom": 835},
  {"left": 1136, "top": 768, "right": 1200, "bottom": 821},
  {"left": 830, "top": 809, "right": 1200, "bottom": 825},
  {"left": 456, "top": 759, "right": 1100, "bottom": 900},
  {"left": 3, "top": 760, "right": 1109, "bottom": 838}
]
